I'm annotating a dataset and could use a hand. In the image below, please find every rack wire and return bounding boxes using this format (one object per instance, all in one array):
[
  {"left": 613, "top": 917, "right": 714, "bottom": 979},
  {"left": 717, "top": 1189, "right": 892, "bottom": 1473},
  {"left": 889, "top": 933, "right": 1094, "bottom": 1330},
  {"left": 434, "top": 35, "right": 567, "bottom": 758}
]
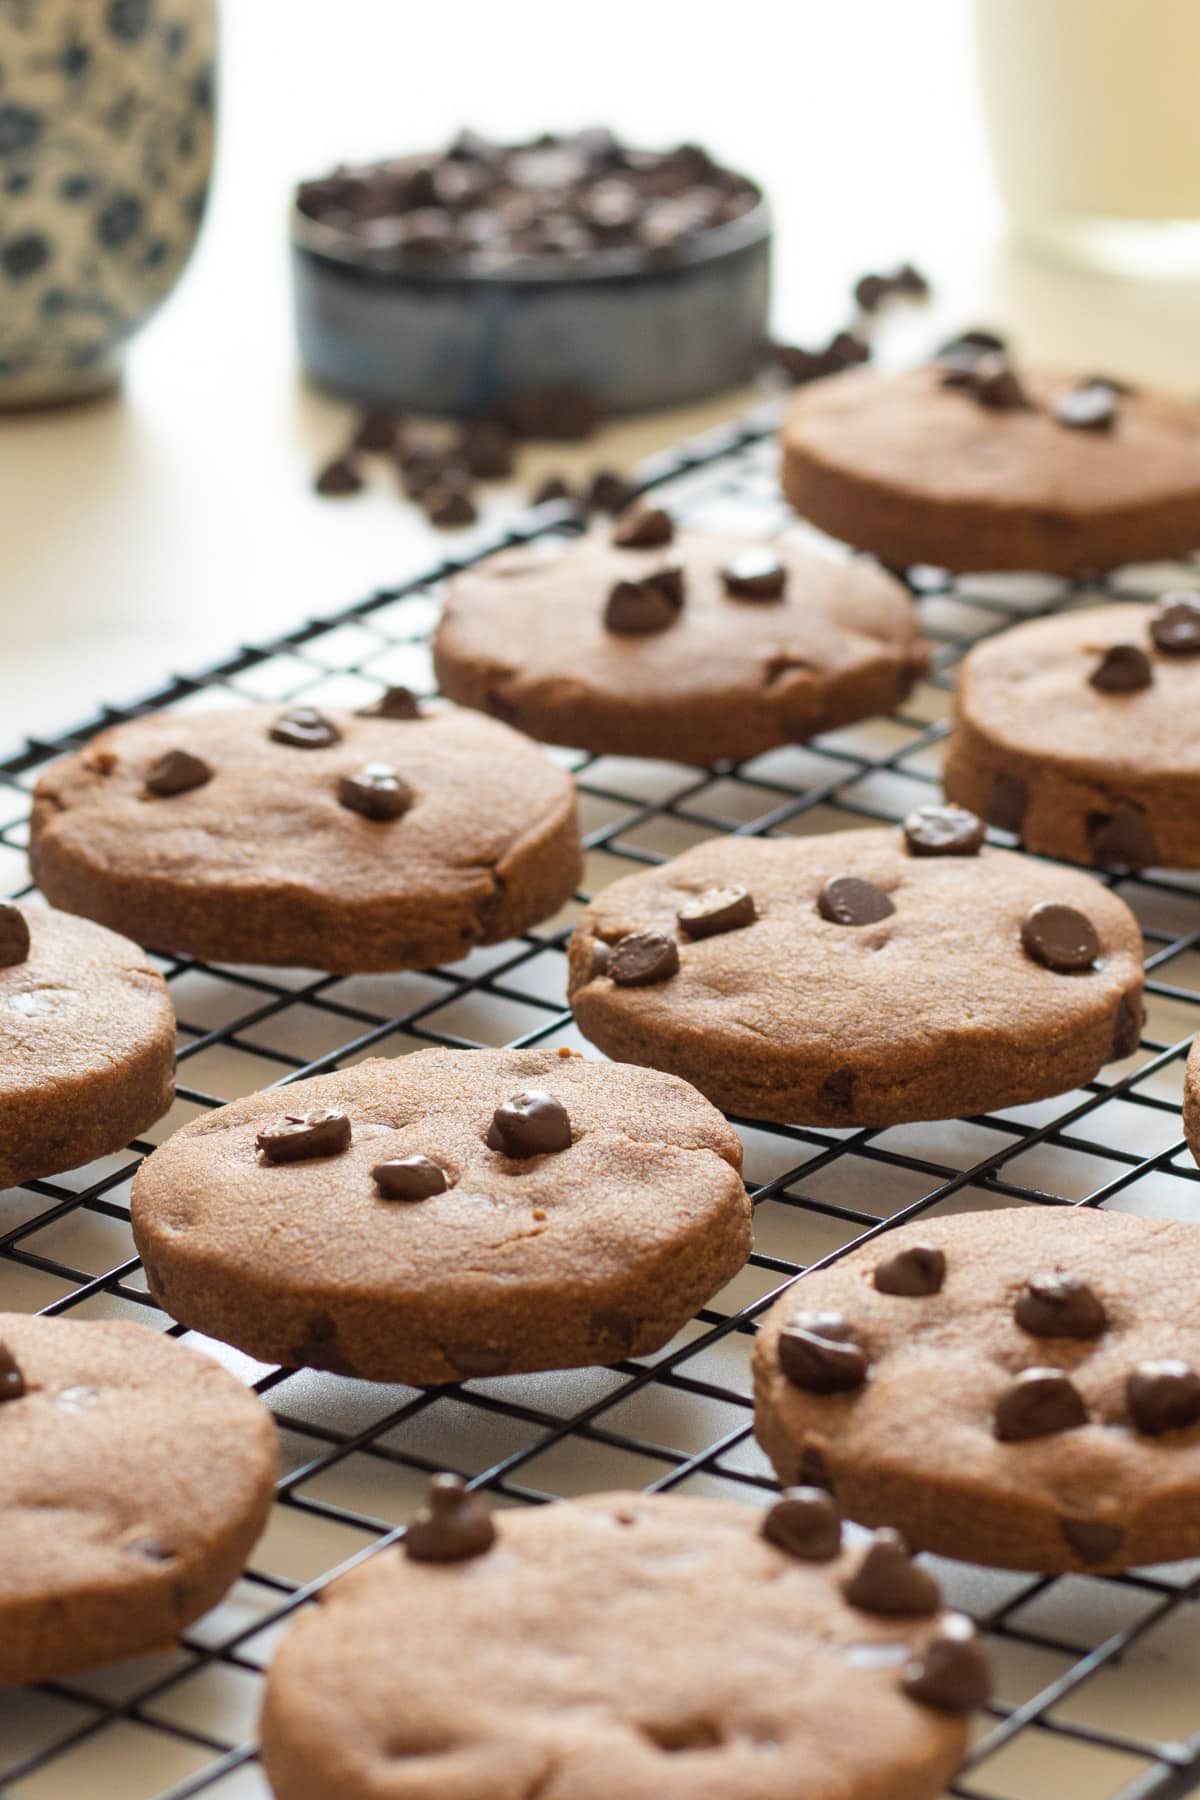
[{"left": 3, "top": 404, "right": 1200, "bottom": 1800}]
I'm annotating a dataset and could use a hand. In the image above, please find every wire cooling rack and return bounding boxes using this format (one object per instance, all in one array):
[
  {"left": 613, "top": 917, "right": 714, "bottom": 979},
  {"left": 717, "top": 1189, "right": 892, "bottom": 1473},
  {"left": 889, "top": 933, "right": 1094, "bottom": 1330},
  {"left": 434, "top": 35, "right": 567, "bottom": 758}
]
[{"left": 3, "top": 406, "right": 1200, "bottom": 1800}]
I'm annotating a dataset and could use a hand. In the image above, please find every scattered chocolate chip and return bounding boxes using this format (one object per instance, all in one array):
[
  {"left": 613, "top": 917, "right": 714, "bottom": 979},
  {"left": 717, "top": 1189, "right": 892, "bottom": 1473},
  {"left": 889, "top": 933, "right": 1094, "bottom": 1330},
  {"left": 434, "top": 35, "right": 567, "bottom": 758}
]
[
  {"left": 585, "top": 469, "right": 635, "bottom": 514},
  {"left": 1089, "top": 643, "right": 1153, "bottom": 693},
  {"left": 721, "top": 548, "right": 787, "bottom": 600},
  {"left": 1015, "top": 1272, "right": 1107, "bottom": 1340},
  {"left": 337, "top": 763, "right": 415, "bottom": 821},
  {"left": 0, "top": 1341, "right": 25, "bottom": 1404},
  {"left": 608, "top": 931, "right": 680, "bottom": 986},
  {"left": 853, "top": 272, "right": 888, "bottom": 312},
  {"left": 352, "top": 409, "right": 400, "bottom": 453},
  {"left": 456, "top": 420, "right": 514, "bottom": 479},
  {"left": 1020, "top": 902, "right": 1099, "bottom": 972},
  {"left": 144, "top": 748, "right": 212, "bottom": 797},
  {"left": 778, "top": 1311, "right": 869, "bottom": 1395},
  {"left": 934, "top": 328, "right": 1007, "bottom": 375},
  {"left": 841, "top": 1528, "right": 940, "bottom": 1616},
  {"left": 269, "top": 707, "right": 343, "bottom": 750},
  {"left": 1111, "top": 992, "right": 1144, "bottom": 1060},
  {"left": 817, "top": 876, "right": 896, "bottom": 927},
  {"left": 972, "top": 352, "right": 1031, "bottom": 410},
  {"left": 487, "top": 1089, "right": 573, "bottom": 1157},
  {"left": 874, "top": 1244, "right": 946, "bottom": 1298},
  {"left": 424, "top": 482, "right": 478, "bottom": 527},
  {"left": 604, "top": 577, "right": 682, "bottom": 635},
  {"left": 766, "top": 340, "right": 844, "bottom": 385},
  {"left": 1150, "top": 591, "right": 1200, "bottom": 655},
  {"left": 0, "top": 902, "right": 31, "bottom": 970},
  {"left": 1126, "top": 1360, "right": 1200, "bottom": 1435},
  {"left": 531, "top": 473, "right": 574, "bottom": 505},
  {"left": 314, "top": 456, "right": 364, "bottom": 497},
  {"left": 676, "top": 885, "right": 757, "bottom": 939},
  {"left": 1054, "top": 381, "right": 1118, "bottom": 432},
  {"left": 903, "top": 803, "right": 985, "bottom": 857},
  {"left": 986, "top": 772, "right": 1028, "bottom": 834},
  {"left": 373, "top": 1154, "right": 450, "bottom": 1200},
  {"left": 828, "top": 329, "right": 871, "bottom": 368},
  {"left": 589, "top": 941, "right": 610, "bottom": 977},
  {"left": 1059, "top": 1518, "right": 1125, "bottom": 1565},
  {"left": 1087, "top": 807, "right": 1156, "bottom": 870},
  {"left": 358, "top": 685, "right": 421, "bottom": 720},
  {"left": 994, "top": 1368, "right": 1087, "bottom": 1441},
  {"left": 893, "top": 261, "right": 930, "bottom": 298},
  {"left": 501, "top": 384, "right": 599, "bottom": 441},
  {"left": 405, "top": 1473, "right": 496, "bottom": 1563},
  {"left": 611, "top": 503, "right": 674, "bottom": 549},
  {"left": 761, "top": 1486, "right": 842, "bottom": 1561},
  {"left": 256, "top": 1109, "right": 353, "bottom": 1164},
  {"left": 902, "top": 1614, "right": 991, "bottom": 1714}
]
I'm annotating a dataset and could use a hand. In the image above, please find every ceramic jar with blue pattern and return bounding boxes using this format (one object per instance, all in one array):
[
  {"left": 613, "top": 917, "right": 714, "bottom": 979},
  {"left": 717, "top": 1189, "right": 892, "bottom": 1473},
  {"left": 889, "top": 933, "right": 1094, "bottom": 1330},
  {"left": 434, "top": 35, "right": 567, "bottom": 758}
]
[{"left": 0, "top": 0, "right": 215, "bottom": 407}]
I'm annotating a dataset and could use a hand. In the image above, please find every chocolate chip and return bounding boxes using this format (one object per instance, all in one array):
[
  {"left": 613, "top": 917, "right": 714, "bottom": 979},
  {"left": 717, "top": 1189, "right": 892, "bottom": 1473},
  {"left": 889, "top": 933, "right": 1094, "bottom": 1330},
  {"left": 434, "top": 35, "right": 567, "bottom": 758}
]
[
  {"left": 358, "top": 685, "right": 421, "bottom": 720},
  {"left": 721, "top": 548, "right": 787, "bottom": 600},
  {"left": 405, "top": 1473, "right": 496, "bottom": 1563},
  {"left": 425, "top": 482, "right": 478, "bottom": 527},
  {"left": 589, "top": 941, "right": 610, "bottom": 977},
  {"left": 1150, "top": 591, "right": 1200, "bottom": 655},
  {"left": 144, "top": 748, "right": 212, "bottom": 797},
  {"left": 934, "top": 328, "right": 1007, "bottom": 373},
  {"left": 893, "top": 261, "right": 930, "bottom": 298},
  {"left": 986, "top": 773, "right": 1028, "bottom": 834},
  {"left": 993, "top": 1368, "right": 1087, "bottom": 1441},
  {"left": 1111, "top": 992, "right": 1144, "bottom": 1060},
  {"left": 0, "top": 1341, "right": 25, "bottom": 1404},
  {"left": 676, "top": 885, "right": 756, "bottom": 939},
  {"left": 353, "top": 409, "right": 399, "bottom": 453},
  {"left": 644, "top": 557, "right": 686, "bottom": 605},
  {"left": 1089, "top": 643, "right": 1153, "bottom": 693},
  {"left": 1087, "top": 807, "right": 1156, "bottom": 870},
  {"left": 1020, "top": 902, "right": 1099, "bottom": 972},
  {"left": 585, "top": 469, "right": 635, "bottom": 514},
  {"left": 853, "top": 272, "right": 888, "bottom": 312},
  {"left": 767, "top": 340, "right": 844, "bottom": 385},
  {"left": 531, "top": 473, "right": 574, "bottom": 504},
  {"left": 608, "top": 931, "right": 680, "bottom": 986},
  {"left": 1054, "top": 381, "right": 1118, "bottom": 432},
  {"left": 1014, "top": 1272, "right": 1107, "bottom": 1339},
  {"left": 761, "top": 1486, "right": 842, "bottom": 1561},
  {"left": 841, "top": 1528, "right": 940, "bottom": 1616},
  {"left": 821, "top": 1068, "right": 855, "bottom": 1109},
  {"left": 456, "top": 420, "right": 514, "bottom": 479},
  {"left": 611, "top": 503, "right": 674, "bottom": 548},
  {"left": 269, "top": 707, "right": 343, "bottom": 750},
  {"left": 1126, "top": 1360, "right": 1200, "bottom": 1435},
  {"left": 778, "top": 1311, "right": 869, "bottom": 1394},
  {"left": 604, "top": 578, "right": 681, "bottom": 635},
  {"left": 314, "top": 456, "right": 364, "bottom": 497},
  {"left": 0, "top": 903, "right": 31, "bottom": 970},
  {"left": 337, "top": 763, "right": 415, "bottom": 821},
  {"left": 373, "top": 1155, "right": 449, "bottom": 1200},
  {"left": 817, "top": 876, "right": 896, "bottom": 927},
  {"left": 903, "top": 803, "right": 985, "bottom": 857},
  {"left": 874, "top": 1244, "right": 946, "bottom": 1297},
  {"left": 256, "top": 1109, "right": 352, "bottom": 1163},
  {"left": 487, "top": 1090, "right": 573, "bottom": 1157},
  {"left": 1059, "top": 1519, "right": 1125, "bottom": 1565},
  {"left": 828, "top": 329, "right": 870, "bottom": 368},
  {"left": 972, "top": 352, "right": 1031, "bottom": 410},
  {"left": 902, "top": 1615, "right": 992, "bottom": 1714}
]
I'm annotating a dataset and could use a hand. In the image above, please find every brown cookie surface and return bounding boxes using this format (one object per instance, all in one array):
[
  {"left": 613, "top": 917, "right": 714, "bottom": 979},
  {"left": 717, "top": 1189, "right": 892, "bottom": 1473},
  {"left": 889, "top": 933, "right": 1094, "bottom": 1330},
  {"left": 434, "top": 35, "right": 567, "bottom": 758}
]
[
  {"left": 434, "top": 527, "right": 926, "bottom": 763},
  {"left": 1181, "top": 1037, "right": 1200, "bottom": 1168},
  {"left": 29, "top": 703, "right": 581, "bottom": 971},
  {"left": 260, "top": 1488, "right": 983, "bottom": 1800},
  {"left": 131, "top": 1048, "right": 750, "bottom": 1383},
  {"left": 754, "top": 1209, "right": 1200, "bottom": 1573},
  {"left": 0, "top": 1313, "right": 276, "bottom": 1682},
  {"left": 567, "top": 827, "right": 1144, "bottom": 1126},
  {"left": 0, "top": 902, "right": 175, "bottom": 1186},
  {"left": 944, "top": 601, "right": 1200, "bottom": 869},
  {"left": 781, "top": 365, "right": 1200, "bottom": 574}
]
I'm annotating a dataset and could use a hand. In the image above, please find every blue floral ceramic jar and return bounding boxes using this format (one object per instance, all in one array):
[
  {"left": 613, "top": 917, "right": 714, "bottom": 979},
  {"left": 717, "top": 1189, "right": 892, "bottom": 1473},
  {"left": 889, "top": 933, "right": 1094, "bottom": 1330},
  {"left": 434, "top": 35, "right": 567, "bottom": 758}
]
[{"left": 0, "top": 0, "right": 215, "bottom": 406}]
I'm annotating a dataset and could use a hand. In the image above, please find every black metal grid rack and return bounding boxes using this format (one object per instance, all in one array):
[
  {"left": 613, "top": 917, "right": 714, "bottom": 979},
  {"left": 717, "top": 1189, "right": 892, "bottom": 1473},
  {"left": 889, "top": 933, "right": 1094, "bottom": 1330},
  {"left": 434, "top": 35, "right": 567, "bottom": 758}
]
[{"left": 3, "top": 406, "right": 1200, "bottom": 1800}]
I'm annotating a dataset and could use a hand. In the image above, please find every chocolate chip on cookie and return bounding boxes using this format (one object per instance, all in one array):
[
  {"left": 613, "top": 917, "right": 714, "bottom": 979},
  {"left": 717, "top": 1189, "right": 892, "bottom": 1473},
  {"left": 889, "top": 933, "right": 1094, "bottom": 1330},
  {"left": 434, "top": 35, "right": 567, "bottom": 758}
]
[
  {"left": 269, "top": 706, "right": 343, "bottom": 749},
  {"left": 0, "top": 901, "right": 30, "bottom": 969},
  {"left": 1126, "top": 1360, "right": 1200, "bottom": 1436},
  {"left": 761, "top": 1486, "right": 842, "bottom": 1561},
  {"left": 357, "top": 685, "right": 422, "bottom": 719},
  {"left": 841, "top": 1528, "right": 940, "bottom": 1616},
  {"left": 604, "top": 575, "right": 682, "bottom": 635},
  {"left": 1014, "top": 1272, "right": 1107, "bottom": 1339},
  {"left": 818, "top": 875, "right": 896, "bottom": 927},
  {"left": 676, "top": 884, "right": 757, "bottom": 939},
  {"left": 958, "top": 351, "right": 1031, "bottom": 411},
  {"left": 487, "top": 1090, "right": 573, "bottom": 1157},
  {"left": 373, "top": 1154, "right": 449, "bottom": 1200},
  {"left": 0, "top": 1340, "right": 24, "bottom": 1403},
  {"left": 721, "top": 548, "right": 787, "bottom": 600},
  {"left": 994, "top": 1367, "right": 1087, "bottom": 1441},
  {"left": 1150, "top": 591, "right": 1200, "bottom": 655},
  {"left": 611, "top": 502, "right": 674, "bottom": 548},
  {"left": 257, "top": 1110, "right": 353, "bottom": 1163},
  {"left": 778, "top": 1311, "right": 868, "bottom": 1394},
  {"left": 1060, "top": 1518, "right": 1125, "bottom": 1564},
  {"left": 608, "top": 930, "right": 680, "bottom": 986},
  {"left": 1021, "top": 902, "right": 1099, "bottom": 972},
  {"left": 404, "top": 1473, "right": 496, "bottom": 1564},
  {"left": 145, "top": 748, "right": 212, "bottom": 797},
  {"left": 933, "top": 328, "right": 1007, "bottom": 375},
  {"left": 903, "top": 804, "right": 985, "bottom": 858},
  {"left": 1089, "top": 643, "right": 1153, "bottom": 693},
  {"left": 337, "top": 763, "right": 415, "bottom": 821},
  {"left": 1055, "top": 380, "right": 1118, "bottom": 432},
  {"left": 874, "top": 1243, "right": 946, "bottom": 1297},
  {"left": 903, "top": 1615, "right": 992, "bottom": 1715}
]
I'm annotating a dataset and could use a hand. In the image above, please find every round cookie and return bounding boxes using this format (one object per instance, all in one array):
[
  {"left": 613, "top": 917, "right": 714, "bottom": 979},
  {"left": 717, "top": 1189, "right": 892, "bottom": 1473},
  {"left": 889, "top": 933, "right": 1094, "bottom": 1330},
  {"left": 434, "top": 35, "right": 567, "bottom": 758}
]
[
  {"left": 1181, "top": 1036, "right": 1200, "bottom": 1167},
  {"left": 28, "top": 701, "right": 581, "bottom": 971},
  {"left": 0, "top": 1312, "right": 276, "bottom": 1682},
  {"left": 944, "top": 599, "right": 1200, "bottom": 870},
  {"left": 433, "top": 518, "right": 926, "bottom": 764},
  {"left": 566, "top": 822, "right": 1144, "bottom": 1126},
  {"left": 0, "top": 900, "right": 175, "bottom": 1187},
  {"left": 131, "top": 1047, "right": 750, "bottom": 1383},
  {"left": 781, "top": 362, "right": 1200, "bottom": 575},
  {"left": 753, "top": 1208, "right": 1200, "bottom": 1573},
  {"left": 260, "top": 1483, "right": 989, "bottom": 1800}
]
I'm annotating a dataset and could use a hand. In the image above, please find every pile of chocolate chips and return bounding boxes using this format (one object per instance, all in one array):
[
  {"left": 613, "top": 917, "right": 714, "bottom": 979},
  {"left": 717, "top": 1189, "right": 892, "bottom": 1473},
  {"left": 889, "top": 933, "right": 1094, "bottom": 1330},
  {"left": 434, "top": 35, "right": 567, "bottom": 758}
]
[{"left": 297, "top": 129, "right": 762, "bottom": 271}]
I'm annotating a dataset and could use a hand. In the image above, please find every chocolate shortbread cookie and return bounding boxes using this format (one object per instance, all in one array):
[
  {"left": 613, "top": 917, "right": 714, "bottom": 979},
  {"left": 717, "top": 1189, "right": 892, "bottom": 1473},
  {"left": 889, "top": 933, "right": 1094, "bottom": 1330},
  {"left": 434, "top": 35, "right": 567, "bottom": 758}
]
[
  {"left": 567, "top": 822, "right": 1143, "bottom": 1125},
  {"left": 781, "top": 363, "right": 1200, "bottom": 574},
  {"left": 29, "top": 703, "right": 580, "bottom": 971},
  {"left": 944, "top": 599, "right": 1200, "bottom": 869},
  {"left": 260, "top": 1484, "right": 989, "bottom": 1800},
  {"left": 0, "top": 1313, "right": 276, "bottom": 1682},
  {"left": 0, "top": 901, "right": 174, "bottom": 1187},
  {"left": 1181, "top": 1037, "right": 1200, "bottom": 1168},
  {"left": 433, "top": 522, "right": 925, "bottom": 764},
  {"left": 131, "top": 1048, "right": 750, "bottom": 1382},
  {"left": 754, "top": 1208, "right": 1200, "bottom": 1573}
]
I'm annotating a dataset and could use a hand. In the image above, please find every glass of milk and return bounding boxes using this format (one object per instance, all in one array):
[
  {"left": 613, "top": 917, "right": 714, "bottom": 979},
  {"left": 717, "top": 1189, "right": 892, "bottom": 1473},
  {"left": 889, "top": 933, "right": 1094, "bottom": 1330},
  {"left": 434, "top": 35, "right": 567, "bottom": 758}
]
[{"left": 974, "top": 0, "right": 1200, "bottom": 277}]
